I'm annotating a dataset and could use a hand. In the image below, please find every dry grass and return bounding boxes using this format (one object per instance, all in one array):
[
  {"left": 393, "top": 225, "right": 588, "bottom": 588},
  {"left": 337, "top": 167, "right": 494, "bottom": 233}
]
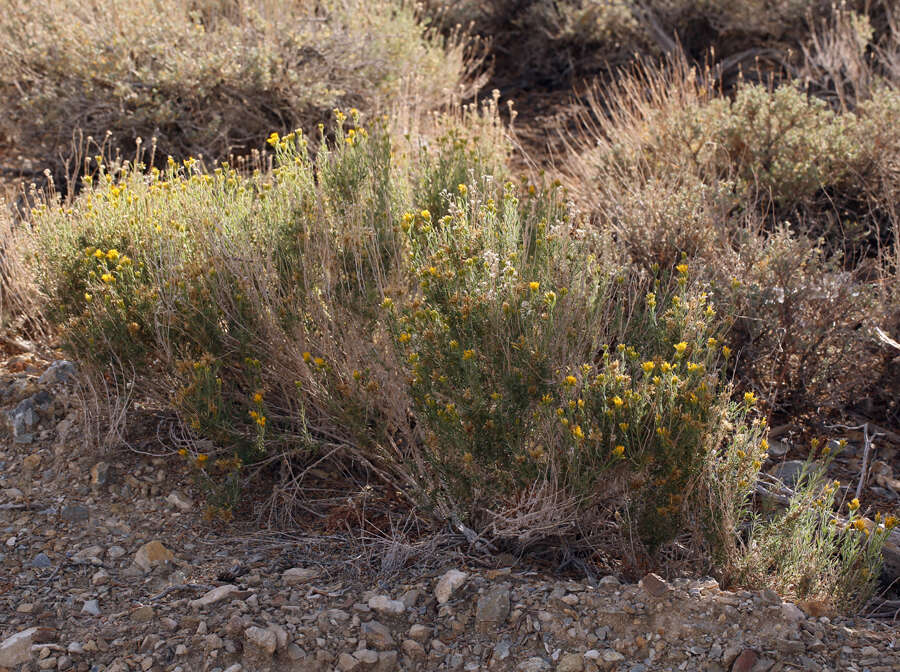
[{"left": 0, "top": 0, "right": 479, "bottom": 185}]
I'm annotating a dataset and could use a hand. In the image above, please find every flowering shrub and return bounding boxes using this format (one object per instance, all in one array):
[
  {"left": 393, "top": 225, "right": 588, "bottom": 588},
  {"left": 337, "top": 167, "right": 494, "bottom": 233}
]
[{"left": 736, "top": 443, "right": 898, "bottom": 614}]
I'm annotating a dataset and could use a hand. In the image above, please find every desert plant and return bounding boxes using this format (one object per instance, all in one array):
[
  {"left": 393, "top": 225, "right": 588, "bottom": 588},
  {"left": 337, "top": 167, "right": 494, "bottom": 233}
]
[
  {"left": 0, "top": 0, "right": 477, "bottom": 185},
  {"left": 733, "top": 445, "right": 898, "bottom": 614}
]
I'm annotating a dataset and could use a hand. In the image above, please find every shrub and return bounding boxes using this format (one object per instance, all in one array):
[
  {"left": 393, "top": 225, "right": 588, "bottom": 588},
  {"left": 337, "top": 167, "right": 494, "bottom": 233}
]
[
  {"left": 0, "top": 0, "right": 475, "bottom": 182},
  {"left": 27, "top": 103, "right": 770, "bottom": 561},
  {"left": 568, "top": 55, "right": 898, "bottom": 413},
  {"left": 733, "top": 445, "right": 898, "bottom": 615}
]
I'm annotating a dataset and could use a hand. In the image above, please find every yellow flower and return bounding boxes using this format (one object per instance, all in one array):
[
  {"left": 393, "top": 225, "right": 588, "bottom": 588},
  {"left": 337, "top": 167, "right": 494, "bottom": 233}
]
[
  {"left": 313, "top": 357, "right": 325, "bottom": 367},
  {"left": 420, "top": 209, "right": 431, "bottom": 220},
  {"left": 101, "top": 273, "right": 115, "bottom": 284},
  {"left": 619, "top": 422, "right": 628, "bottom": 431},
  {"left": 707, "top": 337, "right": 717, "bottom": 348},
  {"left": 491, "top": 392, "right": 501, "bottom": 401},
  {"left": 177, "top": 448, "right": 187, "bottom": 457},
  {"left": 565, "top": 375, "right": 577, "bottom": 386},
  {"left": 673, "top": 342, "right": 688, "bottom": 356},
  {"left": 885, "top": 515, "right": 899, "bottom": 529},
  {"left": 660, "top": 362, "right": 672, "bottom": 374},
  {"left": 722, "top": 345, "right": 732, "bottom": 358},
  {"left": 613, "top": 445, "right": 625, "bottom": 457},
  {"left": 612, "top": 396, "right": 624, "bottom": 407},
  {"left": 249, "top": 410, "right": 258, "bottom": 419},
  {"left": 462, "top": 451, "right": 473, "bottom": 465},
  {"left": 84, "top": 293, "right": 92, "bottom": 302},
  {"left": 641, "top": 361, "right": 655, "bottom": 373},
  {"left": 848, "top": 498, "right": 860, "bottom": 512},
  {"left": 743, "top": 391, "right": 757, "bottom": 405},
  {"left": 106, "top": 249, "right": 120, "bottom": 261},
  {"left": 760, "top": 438, "right": 769, "bottom": 452},
  {"left": 398, "top": 333, "right": 411, "bottom": 343},
  {"left": 381, "top": 297, "right": 393, "bottom": 309},
  {"left": 852, "top": 518, "right": 868, "bottom": 533},
  {"left": 196, "top": 454, "right": 208, "bottom": 464},
  {"left": 572, "top": 425, "right": 584, "bottom": 440},
  {"left": 257, "top": 415, "right": 267, "bottom": 427},
  {"left": 529, "top": 281, "right": 540, "bottom": 291},
  {"left": 457, "top": 184, "right": 467, "bottom": 196},
  {"left": 448, "top": 339, "right": 459, "bottom": 349},
  {"left": 266, "top": 132, "right": 280, "bottom": 146},
  {"left": 252, "top": 392, "right": 263, "bottom": 404},
  {"left": 676, "top": 263, "right": 688, "bottom": 275},
  {"left": 462, "top": 349, "right": 475, "bottom": 360},
  {"left": 93, "top": 249, "right": 104, "bottom": 258}
]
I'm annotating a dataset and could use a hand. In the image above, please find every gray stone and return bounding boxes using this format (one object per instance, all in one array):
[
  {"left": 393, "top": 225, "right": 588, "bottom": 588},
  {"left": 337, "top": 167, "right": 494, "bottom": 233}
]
[
  {"left": 61, "top": 504, "right": 90, "bottom": 523},
  {"left": 81, "top": 600, "right": 101, "bottom": 617},
  {"left": 39, "top": 360, "right": 76, "bottom": 385},
  {"left": 31, "top": 552, "right": 52, "bottom": 568},
  {"left": 368, "top": 595, "right": 405, "bottom": 618},
  {"left": 518, "top": 657, "right": 549, "bottom": 671},
  {"left": 0, "top": 628, "right": 54, "bottom": 668},
  {"left": 476, "top": 586, "right": 510, "bottom": 633}
]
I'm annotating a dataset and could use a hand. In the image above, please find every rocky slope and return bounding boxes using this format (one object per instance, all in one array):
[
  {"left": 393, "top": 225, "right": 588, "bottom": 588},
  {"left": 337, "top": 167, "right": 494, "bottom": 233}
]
[{"left": 1, "top": 353, "right": 899, "bottom": 672}]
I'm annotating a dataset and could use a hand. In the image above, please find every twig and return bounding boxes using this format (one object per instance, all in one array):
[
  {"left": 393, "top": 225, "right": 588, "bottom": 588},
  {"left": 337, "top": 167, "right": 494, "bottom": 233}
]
[
  {"left": 149, "top": 583, "right": 214, "bottom": 602},
  {"left": 0, "top": 502, "right": 45, "bottom": 511},
  {"left": 855, "top": 423, "right": 874, "bottom": 502}
]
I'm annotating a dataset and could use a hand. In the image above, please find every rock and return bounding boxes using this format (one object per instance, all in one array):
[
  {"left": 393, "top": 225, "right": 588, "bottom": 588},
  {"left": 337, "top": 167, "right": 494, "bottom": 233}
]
[
  {"left": 267, "top": 623, "right": 288, "bottom": 651},
  {"left": 189, "top": 584, "right": 240, "bottom": 609},
  {"left": 130, "top": 606, "right": 155, "bottom": 622},
  {"left": 408, "top": 624, "right": 430, "bottom": 643},
  {"left": 22, "top": 453, "right": 42, "bottom": 472},
  {"left": 81, "top": 600, "right": 101, "bottom": 617},
  {"left": 361, "top": 620, "right": 394, "bottom": 650},
  {"left": 60, "top": 504, "right": 90, "bottom": 523},
  {"left": 338, "top": 652, "right": 360, "bottom": 671},
  {"left": 368, "top": 595, "right": 405, "bottom": 618},
  {"left": 639, "top": 573, "right": 671, "bottom": 598},
  {"left": 133, "top": 540, "right": 175, "bottom": 573},
  {"left": 39, "top": 360, "right": 76, "bottom": 385},
  {"left": 557, "top": 652, "right": 584, "bottom": 672},
  {"left": 71, "top": 545, "right": 104, "bottom": 563},
  {"left": 165, "top": 491, "right": 193, "bottom": 512},
  {"left": 401, "top": 639, "right": 426, "bottom": 660},
  {"left": 91, "top": 569, "right": 109, "bottom": 586},
  {"left": 781, "top": 602, "right": 806, "bottom": 622},
  {"left": 769, "top": 460, "right": 820, "bottom": 488},
  {"left": 601, "top": 650, "right": 624, "bottom": 663},
  {"left": 31, "top": 552, "right": 52, "bottom": 568},
  {"left": 766, "top": 440, "right": 790, "bottom": 458},
  {"left": 518, "top": 657, "right": 549, "bottom": 671},
  {"left": 90, "top": 462, "right": 110, "bottom": 487},
  {"left": 731, "top": 649, "right": 758, "bottom": 672},
  {"left": 0, "top": 627, "right": 54, "bottom": 667},
  {"left": 434, "top": 569, "right": 468, "bottom": 604},
  {"left": 598, "top": 575, "right": 620, "bottom": 589},
  {"left": 282, "top": 566, "right": 320, "bottom": 585},
  {"left": 377, "top": 650, "right": 398, "bottom": 672},
  {"left": 106, "top": 545, "right": 127, "bottom": 560},
  {"left": 223, "top": 665, "right": 243, "bottom": 672},
  {"left": 244, "top": 626, "right": 277, "bottom": 656},
  {"left": 286, "top": 642, "right": 307, "bottom": 661},
  {"left": 476, "top": 586, "right": 510, "bottom": 633},
  {"left": 356, "top": 649, "right": 379, "bottom": 665}
]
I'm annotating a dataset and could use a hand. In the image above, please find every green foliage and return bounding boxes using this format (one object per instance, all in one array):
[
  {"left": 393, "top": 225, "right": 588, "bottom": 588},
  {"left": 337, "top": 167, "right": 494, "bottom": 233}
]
[{"left": 735, "top": 445, "right": 898, "bottom": 614}]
